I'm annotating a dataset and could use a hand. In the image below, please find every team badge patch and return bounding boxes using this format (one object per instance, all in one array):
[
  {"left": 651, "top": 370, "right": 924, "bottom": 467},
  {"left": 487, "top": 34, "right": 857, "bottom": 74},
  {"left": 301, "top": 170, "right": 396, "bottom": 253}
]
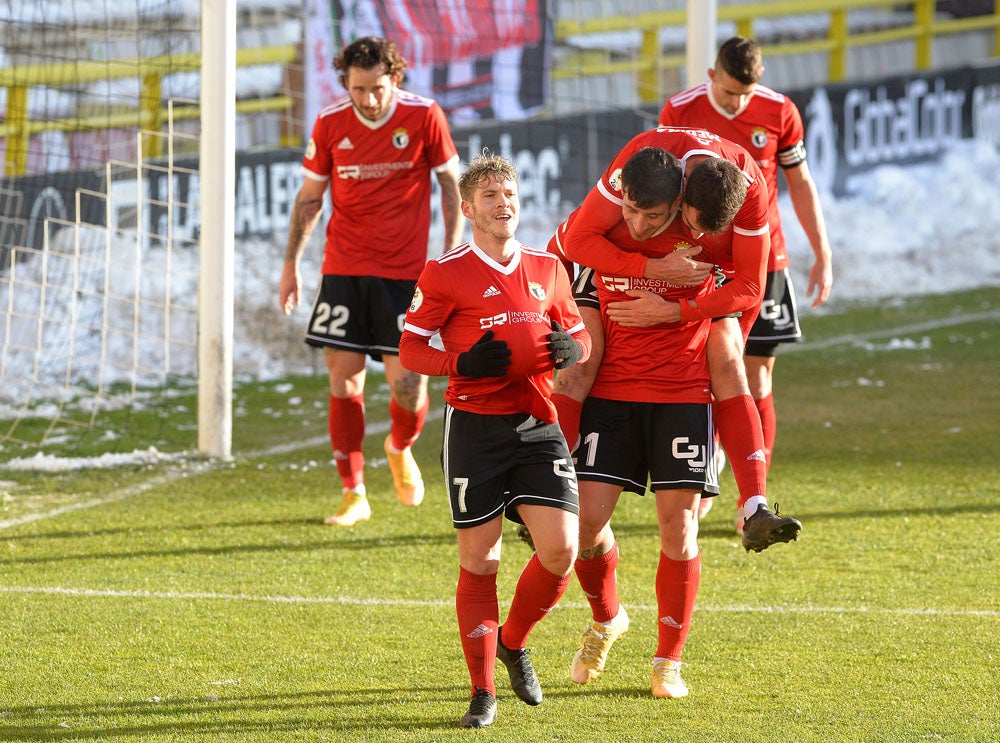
[
  {"left": 529, "top": 282, "right": 546, "bottom": 300},
  {"left": 751, "top": 127, "right": 768, "bottom": 149},
  {"left": 305, "top": 137, "right": 317, "bottom": 160},
  {"left": 409, "top": 286, "right": 423, "bottom": 312},
  {"left": 392, "top": 128, "right": 410, "bottom": 149}
]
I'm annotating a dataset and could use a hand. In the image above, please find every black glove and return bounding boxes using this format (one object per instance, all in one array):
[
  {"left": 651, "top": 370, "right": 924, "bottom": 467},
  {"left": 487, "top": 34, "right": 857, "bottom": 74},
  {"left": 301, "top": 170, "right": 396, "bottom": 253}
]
[
  {"left": 456, "top": 330, "right": 512, "bottom": 378},
  {"left": 548, "top": 320, "right": 582, "bottom": 370}
]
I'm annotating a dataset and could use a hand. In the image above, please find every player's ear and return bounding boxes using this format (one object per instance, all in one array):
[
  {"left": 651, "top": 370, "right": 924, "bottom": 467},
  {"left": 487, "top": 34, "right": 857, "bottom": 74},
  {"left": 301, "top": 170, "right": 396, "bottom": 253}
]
[{"left": 460, "top": 200, "right": 474, "bottom": 219}]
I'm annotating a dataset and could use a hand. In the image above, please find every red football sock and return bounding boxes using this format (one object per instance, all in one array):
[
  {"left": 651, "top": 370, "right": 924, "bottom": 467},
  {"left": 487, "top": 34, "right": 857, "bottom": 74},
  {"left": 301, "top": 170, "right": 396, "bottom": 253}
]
[
  {"left": 756, "top": 393, "right": 776, "bottom": 471},
  {"left": 654, "top": 553, "right": 701, "bottom": 662},
  {"left": 551, "top": 393, "right": 583, "bottom": 453},
  {"left": 329, "top": 394, "right": 365, "bottom": 490},
  {"left": 456, "top": 568, "right": 499, "bottom": 696},
  {"left": 501, "top": 554, "right": 571, "bottom": 649},
  {"left": 574, "top": 543, "right": 620, "bottom": 624},
  {"left": 714, "top": 394, "right": 767, "bottom": 508},
  {"left": 389, "top": 396, "right": 428, "bottom": 451}
]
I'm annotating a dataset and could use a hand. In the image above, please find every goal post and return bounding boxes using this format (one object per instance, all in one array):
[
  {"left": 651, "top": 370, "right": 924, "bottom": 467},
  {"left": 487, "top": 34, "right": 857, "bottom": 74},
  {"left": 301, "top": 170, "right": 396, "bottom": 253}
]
[{"left": 197, "top": 0, "right": 236, "bottom": 459}]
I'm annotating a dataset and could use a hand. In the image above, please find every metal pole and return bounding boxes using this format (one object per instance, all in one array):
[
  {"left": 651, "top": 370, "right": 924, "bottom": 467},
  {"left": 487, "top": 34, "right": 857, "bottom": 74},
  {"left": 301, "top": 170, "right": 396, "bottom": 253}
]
[
  {"left": 198, "top": 0, "right": 235, "bottom": 458},
  {"left": 686, "top": 0, "right": 717, "bottom": 88}
]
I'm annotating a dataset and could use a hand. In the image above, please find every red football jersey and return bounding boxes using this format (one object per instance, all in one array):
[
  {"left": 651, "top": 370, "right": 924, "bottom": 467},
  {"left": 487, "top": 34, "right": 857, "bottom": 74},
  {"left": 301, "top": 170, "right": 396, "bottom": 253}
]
[
  {"left": 400, "top": 242, "right": 590, "bottom": 423},
  {"left": 660, "top": 82, "right": 807, "bottom": 271},
  {"left": 552, "top": 209, "right": 714, "bottom": 403},
  {"left": 303, "top": 89, "right": 459, "bottom": 280},
  {"left": 562, "top": 127, "right": 769, "bottom": 323}
]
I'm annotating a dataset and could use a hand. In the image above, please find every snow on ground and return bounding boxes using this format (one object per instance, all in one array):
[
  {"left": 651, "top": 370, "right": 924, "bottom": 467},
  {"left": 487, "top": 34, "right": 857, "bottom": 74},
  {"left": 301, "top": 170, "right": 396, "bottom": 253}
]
[{"left": 1, "top": 139, "right": 999, "bottom": 469}]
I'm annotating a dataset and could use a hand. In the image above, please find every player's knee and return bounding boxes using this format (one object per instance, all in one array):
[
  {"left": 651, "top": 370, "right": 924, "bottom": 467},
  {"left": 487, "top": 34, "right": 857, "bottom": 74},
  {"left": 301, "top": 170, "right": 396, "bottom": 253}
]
[{"left": 536, "top": 541, "right": 576, "bottom": 576}]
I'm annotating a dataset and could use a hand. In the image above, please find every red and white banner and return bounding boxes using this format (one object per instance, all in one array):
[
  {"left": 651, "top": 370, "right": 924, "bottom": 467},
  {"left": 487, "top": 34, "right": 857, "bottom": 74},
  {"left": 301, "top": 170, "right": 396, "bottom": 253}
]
[{"left": 305, "top": 0, "right": 551, "bottom": 124}]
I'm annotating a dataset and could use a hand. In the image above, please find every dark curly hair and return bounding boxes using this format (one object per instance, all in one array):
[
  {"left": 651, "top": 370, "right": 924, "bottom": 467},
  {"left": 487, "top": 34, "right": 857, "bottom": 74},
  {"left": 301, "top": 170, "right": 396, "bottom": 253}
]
[{"left": 333, "top": 36, "right": 407, "bottom": 87}]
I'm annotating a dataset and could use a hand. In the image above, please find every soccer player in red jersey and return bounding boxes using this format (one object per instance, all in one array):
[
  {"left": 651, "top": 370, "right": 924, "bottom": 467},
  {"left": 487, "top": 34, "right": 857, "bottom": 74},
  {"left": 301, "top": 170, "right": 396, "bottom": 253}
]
[
  {"left": 555, "top": 147, "right": 734, "bottom": 699},
  {"left": 660, "top": 37, "right": 833, "bottom": 520},
  {"left": 558, "top": 128, "right": 802, "bottom": 553},
  {"left": 279, "top": 37, "right": 464, "bottom": 526},
  {"left": 400, "top": 153, "right": 591, "bottom": 728}
]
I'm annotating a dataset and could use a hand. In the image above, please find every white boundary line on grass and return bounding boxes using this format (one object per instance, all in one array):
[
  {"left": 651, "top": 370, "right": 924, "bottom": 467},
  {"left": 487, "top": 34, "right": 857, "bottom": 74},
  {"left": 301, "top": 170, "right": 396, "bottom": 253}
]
[
  {"left": 0, "top": 409, "right": 443, "bottom": 530},
  {"left": 0, "top": 462, "right": 215, "bottom": 530},
  {"left": 791, "top": 308, "right": 1000, "bottom": 352},
  {"left": 1, "top": 584, "right": 997, "bottom": 618},
  {"left": 1, "top": 306, "right": 994, "bottom": 530}
]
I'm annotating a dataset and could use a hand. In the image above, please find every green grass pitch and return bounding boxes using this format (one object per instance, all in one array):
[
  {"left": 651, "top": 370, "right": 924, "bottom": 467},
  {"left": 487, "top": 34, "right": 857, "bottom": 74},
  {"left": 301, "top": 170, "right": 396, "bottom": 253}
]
[{"left": 1, "top": 287, "right": 998, "bottom": 742}]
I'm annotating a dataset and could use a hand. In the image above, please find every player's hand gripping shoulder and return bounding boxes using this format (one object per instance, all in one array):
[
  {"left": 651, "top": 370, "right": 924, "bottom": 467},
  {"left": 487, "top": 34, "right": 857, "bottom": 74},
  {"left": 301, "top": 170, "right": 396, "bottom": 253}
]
[
  {"left": 456, "top": 331, "right": 512, "bottom": 378},
  {"left": 547, "top": 320, "right": 583, "bottom": 369}
]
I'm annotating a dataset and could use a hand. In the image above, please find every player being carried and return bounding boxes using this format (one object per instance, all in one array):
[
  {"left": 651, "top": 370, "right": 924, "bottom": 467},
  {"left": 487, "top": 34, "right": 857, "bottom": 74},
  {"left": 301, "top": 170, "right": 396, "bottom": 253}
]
[
  {"left": 659, "top": 36, "right": 833, "bottom": 527},
  {"left": 553, "top": 126, "right": 803, "bottom": 555}
]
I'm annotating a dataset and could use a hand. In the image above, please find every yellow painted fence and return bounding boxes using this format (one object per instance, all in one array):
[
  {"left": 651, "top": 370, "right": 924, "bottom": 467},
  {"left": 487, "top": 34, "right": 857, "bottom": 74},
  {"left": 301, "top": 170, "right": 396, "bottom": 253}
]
[{"left": 1, "top": 0, "right": 998, "bottom": 176}]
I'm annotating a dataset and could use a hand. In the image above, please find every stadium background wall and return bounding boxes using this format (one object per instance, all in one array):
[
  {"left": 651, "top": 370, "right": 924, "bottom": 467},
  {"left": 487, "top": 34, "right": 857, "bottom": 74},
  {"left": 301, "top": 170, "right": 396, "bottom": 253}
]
[{"left": 2, "top": 61, "right": 999, "bottom": 269}]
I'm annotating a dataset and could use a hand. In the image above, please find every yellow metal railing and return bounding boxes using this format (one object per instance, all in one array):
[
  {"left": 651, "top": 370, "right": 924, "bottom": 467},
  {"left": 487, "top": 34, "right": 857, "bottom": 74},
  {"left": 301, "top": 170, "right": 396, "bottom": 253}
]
[
  {"left": 3, "top": 1, "right": 998, "bottom": 175},
  {"left": 0, "top": 44, "right": 298, "bottom": 176},
  {"left": 554, "top": 0, "right": 1000, "bottom": 103}
]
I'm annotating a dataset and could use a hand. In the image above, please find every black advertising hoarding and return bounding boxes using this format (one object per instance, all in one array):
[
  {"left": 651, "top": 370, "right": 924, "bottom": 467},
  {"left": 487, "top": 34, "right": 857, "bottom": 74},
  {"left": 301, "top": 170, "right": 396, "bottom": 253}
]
[
  {"left": 1, "top": 149, "right": 306, "bottom": 268},
  {"left": 450, "top": 108, "right": 654, "bottom": 216},
  {"left": 787, "top": 63, "right": 1000, "bottom": 196}
]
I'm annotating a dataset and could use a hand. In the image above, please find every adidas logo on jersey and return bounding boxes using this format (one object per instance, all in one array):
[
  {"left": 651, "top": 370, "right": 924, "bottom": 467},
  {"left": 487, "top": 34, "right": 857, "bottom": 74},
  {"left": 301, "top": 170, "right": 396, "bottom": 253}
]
[
  {"left": 337, "top": 137, "right": 354, "bottom": 149},
  {"left": 482, "top": 285, "right": 501, "bottom": 298},
  {"left": 466, "top": 623, "right": 494, "bottom": 639}
]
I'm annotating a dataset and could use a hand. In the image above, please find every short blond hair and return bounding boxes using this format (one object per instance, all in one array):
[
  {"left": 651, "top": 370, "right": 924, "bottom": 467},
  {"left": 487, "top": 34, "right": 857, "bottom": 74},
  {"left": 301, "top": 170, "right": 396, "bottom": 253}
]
[{"left": 459, "top": 150, "right": 518, "bottom": 201}]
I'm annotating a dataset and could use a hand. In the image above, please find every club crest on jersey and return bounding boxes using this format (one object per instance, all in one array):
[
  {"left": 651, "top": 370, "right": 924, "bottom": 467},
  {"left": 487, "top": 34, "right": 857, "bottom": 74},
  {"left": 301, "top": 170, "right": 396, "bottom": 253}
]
[
  {"left": 528, "top": 282, "right": 546, "bottom": 300},
  {"left": 392, "top": 128, "right": 410, "bottom": 149},
  {"left": 608, "top": 167, "right": 624, "bottom": 192},
  {"left": 409, "top": 287, "right": 423, "bottom": 312},
  {"left": 305, "top": 138, "right": 317, "bottom": 160},
  {"left": 751, "top": 127, "right": 768, "bottom": 149}
]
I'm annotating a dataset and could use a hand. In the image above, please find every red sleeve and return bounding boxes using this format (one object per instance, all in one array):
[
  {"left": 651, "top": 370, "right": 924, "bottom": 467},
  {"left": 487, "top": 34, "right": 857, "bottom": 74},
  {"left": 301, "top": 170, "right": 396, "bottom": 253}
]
[
  {"left": 546, "top": 213, "right": 578, "bottom": 280},
  {"left": 679, "top": 231, "right": 768, "bottom": 321},
  {"left": 302, "top": 109, "right": 334, "bottom": 180},
  {"left": 778, "top": 97, "right": 806, "bottom": 156},
  {"left": 399, "top": 260, "right": 461, "bottom": 377},
  {"left": 562, "top": 185, "right": 648, "bottom": 278},
  {"left": 399, "top": 331, "right": 459, "bottom": 377},
  {"left": 425, "top": 101, "right": 458, "bottom": 170}
]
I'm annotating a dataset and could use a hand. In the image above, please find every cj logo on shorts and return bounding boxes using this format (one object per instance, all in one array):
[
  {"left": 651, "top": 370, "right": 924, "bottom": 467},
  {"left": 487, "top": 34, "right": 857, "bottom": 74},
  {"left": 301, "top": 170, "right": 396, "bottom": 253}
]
[{"left": 672, "top": 437, "right": 708, "bottom": 470}]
